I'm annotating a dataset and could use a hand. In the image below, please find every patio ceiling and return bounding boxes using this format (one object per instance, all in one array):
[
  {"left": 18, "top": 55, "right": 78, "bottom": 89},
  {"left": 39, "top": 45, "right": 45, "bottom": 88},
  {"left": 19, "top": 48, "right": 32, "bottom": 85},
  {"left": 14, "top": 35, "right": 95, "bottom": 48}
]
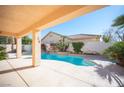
[{"left": 0, "top": 5, "right": 107, "bottom": 37}]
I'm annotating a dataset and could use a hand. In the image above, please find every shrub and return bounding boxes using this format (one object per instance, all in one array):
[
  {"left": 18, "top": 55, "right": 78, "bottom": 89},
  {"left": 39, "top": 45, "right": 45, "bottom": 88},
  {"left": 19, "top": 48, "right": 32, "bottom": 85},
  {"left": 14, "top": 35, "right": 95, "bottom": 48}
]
[
  {"left": 22, "top": 36, "right": 32, "bottom": 44},
  {"left": 102, "top": 35, "right": 111, "bottom": 43},
  {"left": 72, "top": 42, "right": 84, "bottom": 54},
  {"left": 0, "top": 46, "right": 7, "bottom": 60},
  {"left": 104, "top": 41, "right": 124, "bottom": 60},
  {"left": 41, "top": 44, "right": 46, "bottom": 52},
  {"left": 56, "top": 37, "right": 69, "bottom": 52}
]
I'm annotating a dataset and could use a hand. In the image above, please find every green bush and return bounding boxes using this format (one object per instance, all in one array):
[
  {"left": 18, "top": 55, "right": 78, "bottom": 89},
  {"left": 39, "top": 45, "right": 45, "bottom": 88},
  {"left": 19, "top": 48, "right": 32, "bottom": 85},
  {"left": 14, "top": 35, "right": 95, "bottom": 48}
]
[
  {"left": 104, "top": 41, "right": 124, "bottom": 60},
  {"left": 102, "top": 35, "right": 111, "bottom": 43},
  {"left": 41, "top": 44, "right": 46, "bottom": 52},
  {"left": 22, "top": 36, "right": 32, "bottom": 44},
  {"left": 72, "top": 42, "right": 84, "bottom": 54},
  {"left": 0, "top": 46, "right": 7, "bottom": 60},
  {"left": 56, "top": 37, "right": 69, "bottom": 52}
]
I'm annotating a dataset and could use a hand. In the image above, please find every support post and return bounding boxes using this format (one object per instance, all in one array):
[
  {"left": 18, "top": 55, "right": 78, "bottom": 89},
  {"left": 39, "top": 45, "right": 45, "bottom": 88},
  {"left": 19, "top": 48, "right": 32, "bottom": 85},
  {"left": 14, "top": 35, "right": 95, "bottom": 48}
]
[
  {"left": 32, "top": 31, "right": 41, "bottom": 67},
  {"left": 16, "top": 37, "right": 22, "bottom": 58}
]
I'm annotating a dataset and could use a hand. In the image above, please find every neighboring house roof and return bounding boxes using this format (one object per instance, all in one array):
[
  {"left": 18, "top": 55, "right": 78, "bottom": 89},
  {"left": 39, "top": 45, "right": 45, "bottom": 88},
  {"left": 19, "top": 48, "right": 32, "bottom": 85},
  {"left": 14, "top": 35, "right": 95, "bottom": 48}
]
[
  {"left": 41, "top": 32, "right": 101, "bottom": 41},
  {"left": 41, "top": 32, "right": 72, "bottom": 41},
  {"left": 68, "top": 34, "right": 101, "bottom": 40}
]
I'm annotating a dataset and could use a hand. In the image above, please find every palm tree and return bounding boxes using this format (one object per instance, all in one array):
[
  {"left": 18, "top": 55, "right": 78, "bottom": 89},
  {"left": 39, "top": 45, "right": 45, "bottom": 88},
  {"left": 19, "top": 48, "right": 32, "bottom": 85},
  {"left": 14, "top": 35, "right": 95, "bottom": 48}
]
[
  {"left": 112, "top": 15, "right": 124, "bottom": 29},
  {"left": 112, "top": 15, "right": 124, "bottom": 41}
]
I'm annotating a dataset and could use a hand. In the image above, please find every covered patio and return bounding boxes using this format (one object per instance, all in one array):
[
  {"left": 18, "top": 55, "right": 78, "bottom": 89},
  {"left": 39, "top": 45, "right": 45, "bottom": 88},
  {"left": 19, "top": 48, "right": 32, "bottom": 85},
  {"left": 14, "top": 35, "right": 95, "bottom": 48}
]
[
  {"left": 0, "top": 5, "right": 106, "bottom": 66},
  {"left": 0, "top": 5, "right": 124, "bottom": 87}
]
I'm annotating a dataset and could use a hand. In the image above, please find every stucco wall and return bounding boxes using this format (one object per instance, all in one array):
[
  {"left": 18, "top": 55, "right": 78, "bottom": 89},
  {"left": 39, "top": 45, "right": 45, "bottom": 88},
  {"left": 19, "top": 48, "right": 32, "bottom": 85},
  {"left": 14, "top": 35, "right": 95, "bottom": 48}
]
[
  {"left": 0, "top": 44, "right": 16, "bottom": 52},
  {"left": 83, "top": 41, "right": 114, "bottom": 54},
  {"left": 22, "top": 45, "right": 32, "bottom": 52},
  {"left": 0, "top": 44, "right": 32, "bottom": 53},
  {"left": 41, "top": 32, "right": 71, "bottom": 44},
  {"left": 1, "top": 41, "right": 114, "bottom": 55},
  {"left": 68, "top": 41, "right": 114, "bottom": 54}
]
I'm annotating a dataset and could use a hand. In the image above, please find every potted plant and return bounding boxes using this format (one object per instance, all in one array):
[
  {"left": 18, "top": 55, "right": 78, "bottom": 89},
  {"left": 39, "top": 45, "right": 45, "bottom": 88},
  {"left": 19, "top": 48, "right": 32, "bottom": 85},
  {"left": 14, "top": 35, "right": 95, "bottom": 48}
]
[{"left": 104, "top": 41, "right": 124, "bottom": 66}]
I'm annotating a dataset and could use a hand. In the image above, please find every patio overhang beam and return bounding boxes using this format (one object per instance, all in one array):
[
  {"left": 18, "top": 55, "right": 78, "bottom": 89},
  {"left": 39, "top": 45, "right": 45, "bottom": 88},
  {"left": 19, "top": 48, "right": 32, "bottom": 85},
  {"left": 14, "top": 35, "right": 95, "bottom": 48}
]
[
  {"left": 16, "top": 5, "right": 107, "bottom": 37},
  {"left": 37, "top": 5, "right": 107, "bottom": 32},
  {"left": 0, "top": 31, "right": 16, "bottom": 37}
]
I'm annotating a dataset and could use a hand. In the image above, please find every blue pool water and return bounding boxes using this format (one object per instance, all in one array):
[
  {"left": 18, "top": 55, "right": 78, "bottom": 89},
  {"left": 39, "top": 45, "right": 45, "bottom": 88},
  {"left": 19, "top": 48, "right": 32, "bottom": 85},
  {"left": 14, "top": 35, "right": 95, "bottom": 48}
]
[{"left": 41, "top": 53, "right": 95, "bottom": 66}]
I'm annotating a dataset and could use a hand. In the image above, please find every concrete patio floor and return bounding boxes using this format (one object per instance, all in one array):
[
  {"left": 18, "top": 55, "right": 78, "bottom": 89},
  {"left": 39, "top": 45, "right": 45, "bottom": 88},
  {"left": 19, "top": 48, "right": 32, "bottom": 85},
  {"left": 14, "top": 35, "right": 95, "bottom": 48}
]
[{"left": 0, "top": 53, "right": 124, "bottom": 87}]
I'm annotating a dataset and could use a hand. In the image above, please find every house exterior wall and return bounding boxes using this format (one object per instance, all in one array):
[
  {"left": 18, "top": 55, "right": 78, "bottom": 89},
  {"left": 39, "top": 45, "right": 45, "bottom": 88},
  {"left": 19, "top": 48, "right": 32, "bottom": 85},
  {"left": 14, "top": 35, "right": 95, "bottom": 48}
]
[
  {"left": 41, "top": 32, "right": 71, "bottom": 44},
  {"left": 68, "top": 41, "right": 114, "bottom": 54},
  {"left": 41, "top": 32, "right": 112, "bottom": 54},
  {"left": 82, "top": 41, "right": 114, "bottom": 54}
]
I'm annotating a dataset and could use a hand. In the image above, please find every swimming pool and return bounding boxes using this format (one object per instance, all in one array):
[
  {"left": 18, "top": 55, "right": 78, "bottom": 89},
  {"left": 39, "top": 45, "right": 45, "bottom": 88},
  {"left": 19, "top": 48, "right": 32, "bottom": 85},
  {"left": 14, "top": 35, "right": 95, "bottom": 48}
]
[{"left": 41, "top": 53, "right": 95, "bottom": 66}]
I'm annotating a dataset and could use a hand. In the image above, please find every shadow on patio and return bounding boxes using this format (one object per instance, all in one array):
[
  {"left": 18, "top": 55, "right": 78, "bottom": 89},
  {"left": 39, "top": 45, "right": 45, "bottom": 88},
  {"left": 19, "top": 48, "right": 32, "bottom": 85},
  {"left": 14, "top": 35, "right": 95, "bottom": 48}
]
[
  {"left": 0, "top": 65, "right": 33, "bottom": 74},
  {"left": 83, "top": 54, "right": 112, "bottom": 61},
  {"left": 94, "top": 63, "right": 124, "bottom": 87}
]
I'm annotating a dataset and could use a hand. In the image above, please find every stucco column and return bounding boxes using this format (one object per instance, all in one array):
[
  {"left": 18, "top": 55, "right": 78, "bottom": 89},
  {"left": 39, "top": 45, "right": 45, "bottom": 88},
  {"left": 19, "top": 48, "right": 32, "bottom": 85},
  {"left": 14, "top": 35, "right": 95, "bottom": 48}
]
[
  {"left": 16, "top": 37, "right": 22, "bottom": 58},
  {"left": 32, "top": 31, "right": 41, "bottom": 67}
]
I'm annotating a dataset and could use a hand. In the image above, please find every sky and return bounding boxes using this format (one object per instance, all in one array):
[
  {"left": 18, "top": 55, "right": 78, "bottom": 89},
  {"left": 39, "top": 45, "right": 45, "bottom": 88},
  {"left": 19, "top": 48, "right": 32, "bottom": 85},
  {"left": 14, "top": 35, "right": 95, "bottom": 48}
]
[{"left": 30, "top": 5, "right": 124, "bottom": 39}]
